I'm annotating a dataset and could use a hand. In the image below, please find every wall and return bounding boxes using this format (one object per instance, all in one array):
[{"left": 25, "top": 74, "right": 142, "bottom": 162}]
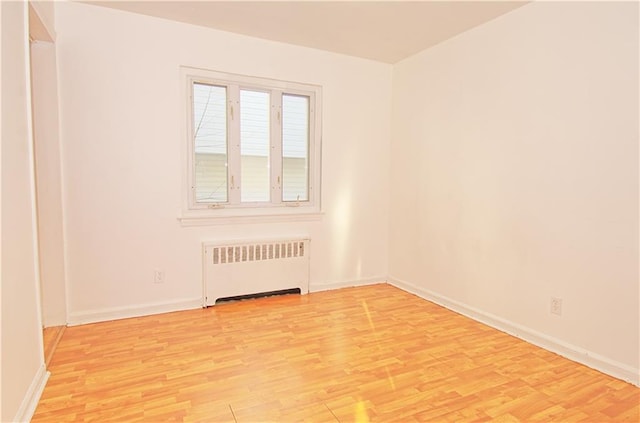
[
  {"left": 390, "top": 1, "right": 639, "bottom": 383},
  {"left": 29, "top": 1, "right": 55, "bottom": 41},
  {"left": 55, "top": 2, "right": 392, "bottom": 324},
  {"left": 31, "top": 39, "right": 67, "bottom": 327},
  {"left": 1, "top": 2, "right": 48, "bottom": 420}
]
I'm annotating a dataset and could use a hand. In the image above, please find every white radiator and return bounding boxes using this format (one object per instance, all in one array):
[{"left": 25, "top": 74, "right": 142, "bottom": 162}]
[{"left": 202, "top": 238, "right": 310, "bottom": 306}]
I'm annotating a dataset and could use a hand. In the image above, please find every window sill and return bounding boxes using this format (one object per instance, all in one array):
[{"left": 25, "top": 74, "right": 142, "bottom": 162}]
[{"left": 178, "top": 209, "right": 324, "bottom": 226}]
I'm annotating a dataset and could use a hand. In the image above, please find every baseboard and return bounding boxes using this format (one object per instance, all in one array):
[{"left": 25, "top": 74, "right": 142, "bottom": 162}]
[
  {"left": 67, "top": 298, "right": 203, "bottom": 326},
  {"left": 42, "top": 312, "right": 67, "bottom": 328},
  {"left": 13, "top": 364, "right": 50, "bottom": 422},
  {"left": 388, "top": 277, "right": 640, "bottom": 387},
  {"left": 310, "top": 276, "right": 386, "bottom": 293},
  {"left": 67, "top": 278, "right": 388, "bottom": 325}
]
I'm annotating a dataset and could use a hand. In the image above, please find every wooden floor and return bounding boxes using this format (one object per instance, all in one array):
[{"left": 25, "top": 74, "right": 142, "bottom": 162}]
[
  {"left": 43, "top": 325, "right": 66, "bottom": 367},
  {"left": 33, "top": 284, "right": 639, "bottom": 422}
]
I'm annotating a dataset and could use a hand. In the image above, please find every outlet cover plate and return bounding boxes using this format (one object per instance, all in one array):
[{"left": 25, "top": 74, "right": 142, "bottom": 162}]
[{"left": 550, "top": 297, "right": 562, "bottom": 316}]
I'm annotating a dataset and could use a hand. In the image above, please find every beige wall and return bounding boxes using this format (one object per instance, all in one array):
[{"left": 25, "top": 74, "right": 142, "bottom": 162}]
[
  {"left": 1, "top": 1, "right": 47, "bottom": 420},
  {"left": 55, "top": 2, "right": 392, "bottom": 323},
  {"left": 390, "top": 1, "right": 639, "bottom": 383}
]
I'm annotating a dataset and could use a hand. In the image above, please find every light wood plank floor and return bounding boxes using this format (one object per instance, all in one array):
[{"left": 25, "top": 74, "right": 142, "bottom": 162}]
[
  {"left": 33, "top": 284, "right": 639, "bottom": 422},
  {"left": 43, "top": 325, "right": 66, "bottom": 367}
]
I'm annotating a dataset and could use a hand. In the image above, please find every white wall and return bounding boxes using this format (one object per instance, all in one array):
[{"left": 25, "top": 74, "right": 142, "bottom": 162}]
[
  {"left": 30, "top": 0, "right": 55, "bottom": 41},
  {"left": 31, "top": 39, "right": 67, "bottom": 327},
  {"left": 390, "top": 1, "right": 639, "bottom": 383},
  {"left": 55, "top": 2, "right": 391, "bottom": 323},
  {"left": 1, "top": 2, "right": 48, "bottom": 420}
]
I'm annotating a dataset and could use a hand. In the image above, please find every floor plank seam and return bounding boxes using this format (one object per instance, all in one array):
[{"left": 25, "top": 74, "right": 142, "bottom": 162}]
[
  {"left": 324, "top": 402, "right": 341, "bottom": 422},
  {"left": 228, "top": 404, "right": 237, "bottom": 423}
]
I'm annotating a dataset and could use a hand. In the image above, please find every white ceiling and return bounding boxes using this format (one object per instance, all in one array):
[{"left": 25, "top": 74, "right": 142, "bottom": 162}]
[{"left": 86, "top": 1, "right": 528, "bottom": 64}]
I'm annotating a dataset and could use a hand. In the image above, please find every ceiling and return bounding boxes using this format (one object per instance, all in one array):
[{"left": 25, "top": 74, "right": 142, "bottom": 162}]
[{"left": 86, "top": 1, "right": 528, "bottom": 64}]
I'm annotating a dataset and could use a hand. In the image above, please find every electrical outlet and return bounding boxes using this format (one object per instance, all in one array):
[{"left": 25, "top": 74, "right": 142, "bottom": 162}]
[
  {"left": 550, "top": 297, "right": 562, "bottom": 316},
  {"left": 154, "top": 269, "right": 165, "bottom": 284}
]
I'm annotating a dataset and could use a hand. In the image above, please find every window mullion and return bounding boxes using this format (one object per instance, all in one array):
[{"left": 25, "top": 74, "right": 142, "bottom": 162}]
[
  {"left": 271, "top": 91, "right": 283, "bottom": 205},
  {"left": 187, "top": 78, "right": 197, "bottom": 208},
  {"left": 228, "top": 85, "right": 241, "bottom": 205},
  {"left": 307, "top": 92, "right": 316, "bottom": 202}
]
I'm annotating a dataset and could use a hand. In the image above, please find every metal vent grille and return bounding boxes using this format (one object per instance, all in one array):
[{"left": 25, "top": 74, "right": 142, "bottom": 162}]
[{"left": 211, "top": 241, "right": 305, "bottom": 265}]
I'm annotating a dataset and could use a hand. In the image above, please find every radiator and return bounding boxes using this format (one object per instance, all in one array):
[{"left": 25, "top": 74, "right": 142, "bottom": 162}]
[{"left": 202, "top": 238, "right": 310, "bottom": 306}]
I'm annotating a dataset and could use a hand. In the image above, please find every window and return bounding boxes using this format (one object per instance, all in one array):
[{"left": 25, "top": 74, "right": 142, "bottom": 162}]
[{"left": 181, "top": 67, "right": 322, "bottom": 221}]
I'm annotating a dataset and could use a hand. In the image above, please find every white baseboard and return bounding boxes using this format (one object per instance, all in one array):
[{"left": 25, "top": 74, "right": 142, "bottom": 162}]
[
  {"left": 310, "top": 276, "right": 386, "bottom": 293},
  {"left": 67, "top": 298, "right": 203, "bottom": 326},
  {"left": 388, "top": 277, "right": 640, "bottom": 387},
  {"left": 14, "top": 364, "right": 50, "bottom": 422},
  {"left": 42, "top": 312, "right": 67, "bottom": 328},
  {"left": 67, "top": 278, "right": 388, "bottom": 326}
]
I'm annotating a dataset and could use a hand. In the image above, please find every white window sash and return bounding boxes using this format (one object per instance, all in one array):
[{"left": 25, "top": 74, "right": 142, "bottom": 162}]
[{"left": 179, "top": 66, "right": 322, "bottom": 222}]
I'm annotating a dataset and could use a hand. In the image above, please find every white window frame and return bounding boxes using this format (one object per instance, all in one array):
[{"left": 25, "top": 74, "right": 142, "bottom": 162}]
[{"left": 179, "top": 66, "right": 322, "bottom": 225}]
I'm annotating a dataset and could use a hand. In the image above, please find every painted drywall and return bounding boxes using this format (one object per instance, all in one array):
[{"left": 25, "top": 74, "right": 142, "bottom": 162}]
[
  {"left": 0, "top": 0, "right": 3, "bottom": 414},
  {"left": 1, "top": 1, "right": 47, "bottom": 420},
  {"left": 55, "top": 2, "right": 391, "bottom": 322},
  {"left": 29, "top": 0, "right": 55, "bottom": 41},
  {"left": 390, "top": 1, "right": 639, "bottom": 380},
  {"left": 31, "top": 40, "right": 67, "bottom": 327}
]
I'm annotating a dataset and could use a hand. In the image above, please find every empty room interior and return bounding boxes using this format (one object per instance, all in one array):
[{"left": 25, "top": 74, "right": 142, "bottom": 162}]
[{"left": 2, "top": 0, "right": 639, "bottom": 421}]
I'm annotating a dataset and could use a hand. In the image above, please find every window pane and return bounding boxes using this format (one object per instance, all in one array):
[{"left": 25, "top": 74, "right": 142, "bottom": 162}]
[
  {"left": 193, "top": 83, "right": 227, "bottom": 203},
  {"left": 240, "top": 90, "right": 270, "bottom": 202},
  {"left": 282, "top": 94, "right": 309, "bottom": 202}
]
